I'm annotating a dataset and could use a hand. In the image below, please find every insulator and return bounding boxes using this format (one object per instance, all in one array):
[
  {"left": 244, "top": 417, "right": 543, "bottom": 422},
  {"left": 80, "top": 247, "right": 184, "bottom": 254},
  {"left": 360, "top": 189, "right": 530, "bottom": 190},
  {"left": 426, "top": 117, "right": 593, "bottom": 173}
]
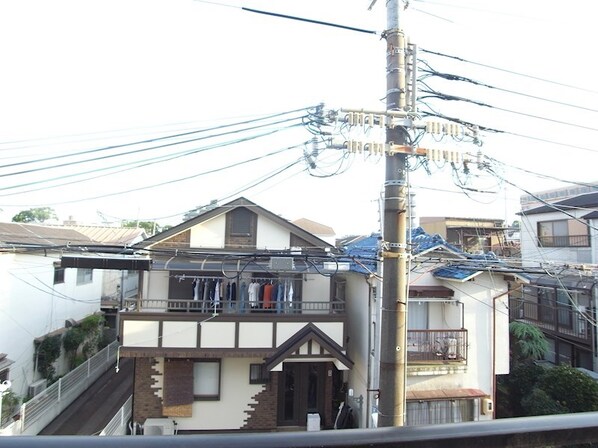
[{"left": 347, "top": 112, "right": 354, "bottom": 125}]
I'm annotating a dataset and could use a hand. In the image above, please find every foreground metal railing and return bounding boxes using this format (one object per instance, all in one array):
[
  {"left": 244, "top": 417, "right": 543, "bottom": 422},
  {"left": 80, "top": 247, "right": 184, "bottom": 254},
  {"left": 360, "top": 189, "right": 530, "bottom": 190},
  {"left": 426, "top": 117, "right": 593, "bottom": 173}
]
[
  {"left": 17, "top": 341, "right": 119, "bottom": 435},
  {"left": 99, "top": 395, "right": 132, "bottom": 436},
  {"left": 3, "top": 412, "right": 598, "bottom": 447}
]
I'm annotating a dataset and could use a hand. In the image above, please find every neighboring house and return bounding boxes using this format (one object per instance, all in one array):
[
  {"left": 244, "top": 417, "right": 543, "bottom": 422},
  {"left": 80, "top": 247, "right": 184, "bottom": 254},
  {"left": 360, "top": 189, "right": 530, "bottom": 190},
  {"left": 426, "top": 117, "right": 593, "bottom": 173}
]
[
  {"left": 0, "top": 222, "right": 146, "bottom": 405},
  {"left": 340, "top": 228, "right": 517, "bottom": 428},
  {"left": 118, "top": 197, "right": 353, "bottom": 432},
  {"left": 292, "top": 218, "right": 336, "bottom": 246},
  {"left": 419, "top": 217, "right": 510, "bottom": 256},
  {"left": 63, "top": 226, "right": 146, "bottom": 328},
  {"left": 516, "top": 191, "right": 598, "bottom": 370}
]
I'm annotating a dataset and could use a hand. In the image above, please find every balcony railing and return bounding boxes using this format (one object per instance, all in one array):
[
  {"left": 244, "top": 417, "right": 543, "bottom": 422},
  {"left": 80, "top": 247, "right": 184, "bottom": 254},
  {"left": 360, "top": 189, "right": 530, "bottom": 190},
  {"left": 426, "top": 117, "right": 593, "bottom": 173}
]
[
  {"left": 123, "top": 298, "right": 345, "bottom": 315},
  {"left": 406, "top": 329, "right": 467, "bottom": 363},
  {"left": 538, "top": 234, "right": 590, "bottom": 247},
  {"left": 509, "top": 298, "right": 592, "bottom": 344}
]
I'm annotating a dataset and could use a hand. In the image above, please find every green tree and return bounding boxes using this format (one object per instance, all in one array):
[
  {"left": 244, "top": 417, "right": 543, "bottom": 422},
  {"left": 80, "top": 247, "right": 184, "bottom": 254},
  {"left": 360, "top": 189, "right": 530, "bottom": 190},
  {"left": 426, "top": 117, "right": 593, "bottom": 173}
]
[
  {"left": 12, "top": 207, "right": 57, "bottom": 223},
  {"left": 509, "top": 321, "right": 548, "bottom": 364},
  {"left": 121, "top": 220, "right": 161, "bottom": 235}
]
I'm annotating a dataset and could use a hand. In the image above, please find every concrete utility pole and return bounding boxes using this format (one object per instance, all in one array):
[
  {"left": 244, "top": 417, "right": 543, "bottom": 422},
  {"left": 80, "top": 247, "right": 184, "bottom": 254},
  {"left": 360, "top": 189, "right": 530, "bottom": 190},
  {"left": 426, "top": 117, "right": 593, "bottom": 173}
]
[{"left": 378, "top": 0, "right": 409, "bottom": 427}]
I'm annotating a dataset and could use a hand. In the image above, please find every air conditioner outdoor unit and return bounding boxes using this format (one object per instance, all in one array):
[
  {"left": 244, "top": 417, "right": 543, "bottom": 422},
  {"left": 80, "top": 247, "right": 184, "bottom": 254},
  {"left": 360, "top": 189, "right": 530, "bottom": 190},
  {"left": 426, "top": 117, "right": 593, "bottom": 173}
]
[
  {"left": 143, "top": 418, "right": 175, "bottom": 435},
  {"left": 28, "top": 379, "right": 47, "bottom": 397}
]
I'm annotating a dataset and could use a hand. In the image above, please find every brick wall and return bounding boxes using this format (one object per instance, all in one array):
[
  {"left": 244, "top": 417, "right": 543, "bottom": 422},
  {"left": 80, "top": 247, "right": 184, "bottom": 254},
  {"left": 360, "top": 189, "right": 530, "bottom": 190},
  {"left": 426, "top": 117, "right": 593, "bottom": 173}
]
[
  {"left": 242, "top": 372, "right": 279, "bottom": 430},
  {"left": 133, "top": 358, "right": 163, "bottom": 422}
]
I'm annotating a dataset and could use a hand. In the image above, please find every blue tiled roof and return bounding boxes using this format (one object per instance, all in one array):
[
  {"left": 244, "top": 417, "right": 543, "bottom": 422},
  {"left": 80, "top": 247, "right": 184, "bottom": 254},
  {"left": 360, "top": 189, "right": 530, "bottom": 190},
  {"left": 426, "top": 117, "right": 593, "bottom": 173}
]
[{"left": 340, "top": 227, "right": 497, "bottom": 279}]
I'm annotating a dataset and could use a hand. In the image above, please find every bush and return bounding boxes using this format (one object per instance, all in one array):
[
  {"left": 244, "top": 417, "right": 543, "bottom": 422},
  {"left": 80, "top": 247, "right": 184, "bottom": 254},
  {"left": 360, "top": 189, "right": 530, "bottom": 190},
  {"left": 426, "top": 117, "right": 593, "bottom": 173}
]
[{"left": 537, "top": 365, "right": 598, "bottom": 413}]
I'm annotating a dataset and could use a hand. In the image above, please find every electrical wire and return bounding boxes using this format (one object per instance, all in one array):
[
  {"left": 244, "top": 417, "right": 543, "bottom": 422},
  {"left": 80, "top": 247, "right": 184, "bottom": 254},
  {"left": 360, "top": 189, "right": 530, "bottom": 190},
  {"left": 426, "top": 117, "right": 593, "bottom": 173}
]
[
  {"left": 0, "top": 114, "right": 310, "bottom": 179},
  {"left": 421, "top": 48, "right": 598, "bottom": 95}
]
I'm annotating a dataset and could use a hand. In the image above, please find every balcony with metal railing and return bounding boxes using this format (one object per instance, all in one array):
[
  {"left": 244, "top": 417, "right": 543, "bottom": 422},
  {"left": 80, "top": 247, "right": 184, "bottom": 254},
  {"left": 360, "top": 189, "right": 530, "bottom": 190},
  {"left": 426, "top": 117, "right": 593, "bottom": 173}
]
[
  {"left": 537, "top": 234, "right": 590, "bottom": 247},
  {"left": 123, "top": 298, "right": 345, "bottom": 315},
  {"left": 509, "top": 297, "right": 592, "bottom": 345},
  {"left": 406, "top": 329, "right": 468, "bottom": 365}
]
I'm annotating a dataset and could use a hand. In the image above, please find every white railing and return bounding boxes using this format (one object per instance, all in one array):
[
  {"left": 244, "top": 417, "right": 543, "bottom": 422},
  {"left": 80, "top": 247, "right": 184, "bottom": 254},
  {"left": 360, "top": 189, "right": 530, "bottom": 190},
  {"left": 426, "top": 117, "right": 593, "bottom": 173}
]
[
  {"left": 99, "top": 395, "right": 132, "bottom": 436},
  {"left": 16, "top": 341, "right": 119, "bottom": 436}
]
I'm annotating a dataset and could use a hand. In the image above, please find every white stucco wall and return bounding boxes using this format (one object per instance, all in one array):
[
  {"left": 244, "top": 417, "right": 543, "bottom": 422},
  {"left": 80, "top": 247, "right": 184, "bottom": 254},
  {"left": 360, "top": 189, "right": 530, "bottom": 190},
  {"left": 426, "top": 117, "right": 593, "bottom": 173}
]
[
  {"left": 171, "top": 357, "right": 265, "bottom": 430},
  {"left": 256, "top": 215, "right": 291, "bottom": 250},
  {"left": 344, "top": 267, "right": 510, "bottom": 426},
  {"left": 344, "top": 273, "right": 374, "bottom": 428},
  {"left": 406, "top": 273, "right": 510, "bottom": 412},
  {"left": 520, "top": 211, "right": 596, "bottom": 266},
  {"left": 189, "top": 215, "right": 226, "bottom": 248},
  {"left": 146, "top": 271, "right": 169, "bottom": 300},
  {"left": 0, "top": 252, "right": 102, "bottom": 398}
]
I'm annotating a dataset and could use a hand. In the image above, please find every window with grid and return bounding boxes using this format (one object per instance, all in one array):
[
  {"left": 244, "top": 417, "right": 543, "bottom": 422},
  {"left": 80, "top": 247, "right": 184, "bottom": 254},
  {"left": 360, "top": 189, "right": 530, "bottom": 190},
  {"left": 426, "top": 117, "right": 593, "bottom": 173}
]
[{"left": 406, "top": 399, "right": 475, "bottom": 426}]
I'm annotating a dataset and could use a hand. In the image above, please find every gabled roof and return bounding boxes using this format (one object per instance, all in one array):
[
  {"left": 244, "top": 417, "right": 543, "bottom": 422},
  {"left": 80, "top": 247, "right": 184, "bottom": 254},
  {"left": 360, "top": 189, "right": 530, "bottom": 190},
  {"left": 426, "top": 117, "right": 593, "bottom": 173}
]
[
  {"left": 66, "top": 226, "right": 146, "bottom": 245},
  {"left": 292, "top": 218, "right": 335, "bottom": 237},
  {"left": 264, "top": 323, "right": 353, "bottom": 371},
  {"left": 521, "top": 191, "right": 598, "bottom": 216},
  {"left": 137, "top": 197, "right": 336, "bottom": 251},
  {"left": 0, "top": 222, "right": 94, "bottom": 247}
]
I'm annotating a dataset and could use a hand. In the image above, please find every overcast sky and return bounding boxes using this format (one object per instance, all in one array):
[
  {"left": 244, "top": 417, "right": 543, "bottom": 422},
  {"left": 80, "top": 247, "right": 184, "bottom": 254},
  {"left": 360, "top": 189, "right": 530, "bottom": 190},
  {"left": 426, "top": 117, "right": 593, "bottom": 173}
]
[{"left": 1, "top": 0, "right": 596, "bottom": 236}]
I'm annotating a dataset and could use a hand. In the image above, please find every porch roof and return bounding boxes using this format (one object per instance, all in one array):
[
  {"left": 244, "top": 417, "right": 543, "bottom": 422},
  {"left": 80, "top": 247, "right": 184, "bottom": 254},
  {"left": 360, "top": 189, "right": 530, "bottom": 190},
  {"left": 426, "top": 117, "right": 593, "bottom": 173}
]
[
  {"left": 264, "top": 323, "right": 353, "bottom": 371},
  {"left": 406, "top": 388, "right": 487, "bottom": 401}
]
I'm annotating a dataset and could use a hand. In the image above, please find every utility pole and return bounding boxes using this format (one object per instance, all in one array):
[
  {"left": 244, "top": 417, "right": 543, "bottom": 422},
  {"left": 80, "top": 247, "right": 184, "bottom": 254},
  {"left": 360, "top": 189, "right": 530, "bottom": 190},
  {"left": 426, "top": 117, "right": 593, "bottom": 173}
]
[{"left": 378, "top": 0, "right": 409, "bottom": 427}]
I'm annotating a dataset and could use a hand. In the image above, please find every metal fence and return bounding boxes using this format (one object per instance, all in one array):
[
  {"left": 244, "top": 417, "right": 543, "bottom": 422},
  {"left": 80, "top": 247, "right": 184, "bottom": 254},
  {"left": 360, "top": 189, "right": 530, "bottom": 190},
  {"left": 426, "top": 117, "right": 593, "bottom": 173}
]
[
  {"left": 99, "top": 395, "right": 132, "bottom": 436},
  {"left": 18, "top": 341, "right": 119, "bottom": 435},
  {"left": 3, "top": 411, "right": 598, "bottom": 447}
]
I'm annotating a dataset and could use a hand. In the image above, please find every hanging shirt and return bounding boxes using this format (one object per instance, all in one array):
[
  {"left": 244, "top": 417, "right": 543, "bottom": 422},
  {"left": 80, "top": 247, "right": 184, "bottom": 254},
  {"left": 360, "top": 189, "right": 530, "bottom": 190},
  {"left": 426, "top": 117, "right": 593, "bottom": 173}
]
[
  {"left": 214, "top": 280, "right": 221, "bottom": 306},
  {"left": 263, "top": 283, "right": 273, "bottom": 309}
]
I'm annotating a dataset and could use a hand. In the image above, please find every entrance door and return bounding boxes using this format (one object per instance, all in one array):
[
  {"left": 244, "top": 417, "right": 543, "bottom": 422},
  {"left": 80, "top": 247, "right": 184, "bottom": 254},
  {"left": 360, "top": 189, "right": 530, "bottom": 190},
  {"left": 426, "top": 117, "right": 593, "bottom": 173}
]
[{"left": 277, "top": 363, "right": 326, "bottom": 427}]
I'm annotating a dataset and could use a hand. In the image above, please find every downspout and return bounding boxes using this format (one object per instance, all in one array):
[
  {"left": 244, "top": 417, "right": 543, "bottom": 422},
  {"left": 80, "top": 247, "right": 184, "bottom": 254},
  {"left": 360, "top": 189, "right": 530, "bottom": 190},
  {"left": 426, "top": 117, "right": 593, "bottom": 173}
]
[
  {"left": 492, "top": 283, "right": 523, "bottom": 419},
  {"left": 365, "top": 274, "right": 374, "bottom": 428}
]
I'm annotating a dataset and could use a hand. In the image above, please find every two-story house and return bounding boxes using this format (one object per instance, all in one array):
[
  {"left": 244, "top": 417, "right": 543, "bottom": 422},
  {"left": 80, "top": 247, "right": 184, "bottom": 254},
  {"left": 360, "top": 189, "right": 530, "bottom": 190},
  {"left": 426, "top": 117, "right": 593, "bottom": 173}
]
[
  {"left": 419, "top": 216, "right": 510, "bottom": 256},
  {"left": 0, "top": 221, "right": 146, "bottom": 420},
  {"left": 118, "top": 197, "right": 353, "bottom": 432},
  {"left": 517, "top": 191, "right": 598, "bottom": 370},
  {"left": 340, "top": 229, "right": 516, "bottom": 427}
]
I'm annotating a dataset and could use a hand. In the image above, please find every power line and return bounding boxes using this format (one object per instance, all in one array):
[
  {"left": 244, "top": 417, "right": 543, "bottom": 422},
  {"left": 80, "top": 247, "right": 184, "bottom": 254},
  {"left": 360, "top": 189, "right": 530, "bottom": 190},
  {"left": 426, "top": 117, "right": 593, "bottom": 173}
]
[
  {"left": 0, "top": 125, "right": 306, "bottom": 195},
  {"left": 419, "top": 88, "right": 598, "bottom": 134},
  {"left": 421, "top": 48, "right": 598, "bottom": 95},
  {"left": 0, "top": 113, "right": 311, "bottom": 178},
  {"left": 419, "top": 66, "right": 598, "bottom": 114}
]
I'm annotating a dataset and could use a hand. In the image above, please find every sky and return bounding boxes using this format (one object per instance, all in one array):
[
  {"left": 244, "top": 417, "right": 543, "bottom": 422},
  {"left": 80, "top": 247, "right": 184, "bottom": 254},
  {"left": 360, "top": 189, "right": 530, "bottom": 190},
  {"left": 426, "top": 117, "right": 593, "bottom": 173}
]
[{"left": 1, "top": 0, "right": 597, "bottom": 237}]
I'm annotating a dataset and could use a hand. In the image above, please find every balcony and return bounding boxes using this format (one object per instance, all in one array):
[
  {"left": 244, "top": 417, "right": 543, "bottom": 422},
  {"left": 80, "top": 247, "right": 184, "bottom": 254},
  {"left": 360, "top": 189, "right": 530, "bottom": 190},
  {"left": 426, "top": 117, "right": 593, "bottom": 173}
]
[
  {"left": 509, "top": 298, "right": 592, "bottom": 344},
  {"left": 123, "top": 298, "right": 345, "bottom": 315},
  {"left": 406, "top": 329, "right": 468, "bottom": 364}
]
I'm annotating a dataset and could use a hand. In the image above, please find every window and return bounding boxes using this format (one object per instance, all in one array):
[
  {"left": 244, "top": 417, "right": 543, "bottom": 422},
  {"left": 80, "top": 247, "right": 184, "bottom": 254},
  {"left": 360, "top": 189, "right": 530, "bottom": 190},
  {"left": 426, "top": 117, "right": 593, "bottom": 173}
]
[
  {"left": 76, "top": 268, "right": 93, "bottom": 285},
  {"left": 0, "top": 368, "right": 8, "bottom": 383},
  {"left": 53, "top": 262, "right": 65, "bottom": 285},
  {"left": 193, "top": 360, "right": 220, "bottom": 400},
  {"left": 537, "top": 219, "right": 589, "bottom": 247},
  {"left": 230, "top": 207, "right": 253, "bottom": 236},
  {"left": 249, "top": 363, "right": 269, "bottom": 384},
  {"left": 406, "top": 399, "right": 475, "bottom": 426}
]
